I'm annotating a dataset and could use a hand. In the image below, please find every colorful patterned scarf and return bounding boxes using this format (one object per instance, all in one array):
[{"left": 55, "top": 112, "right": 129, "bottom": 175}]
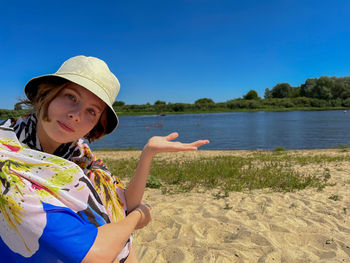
[{"left": 0, "top": 116, "right": 130, "bottom": 262}]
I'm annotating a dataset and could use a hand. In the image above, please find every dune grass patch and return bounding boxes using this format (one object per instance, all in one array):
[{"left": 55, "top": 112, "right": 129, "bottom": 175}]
[{"left": 103, "top": 151, "right": 349, "bottom": 194}]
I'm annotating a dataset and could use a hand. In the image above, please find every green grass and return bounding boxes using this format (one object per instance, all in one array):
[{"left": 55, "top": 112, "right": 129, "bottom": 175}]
[
  {"left": 273, "top": 146, "right": 286, "bottom": 152},
  {"left": 329, "top": 194, "right": 340, "bottom": 201},
  {"left": 103, "top": 151, "right": 349, "bottom": 194},
  {"left": 335, "top": 144, "right": 350, "bottom": 152}
]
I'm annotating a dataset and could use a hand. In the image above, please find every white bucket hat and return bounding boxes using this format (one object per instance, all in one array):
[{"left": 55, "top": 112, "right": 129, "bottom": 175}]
[{"left": 25, "top": 55, "right": 120, "bottom": 134}]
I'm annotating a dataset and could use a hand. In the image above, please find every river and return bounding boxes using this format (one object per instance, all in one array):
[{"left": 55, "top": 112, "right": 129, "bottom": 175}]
[{"left": 90, "top": 110, "right": 350, "bottom": 150}]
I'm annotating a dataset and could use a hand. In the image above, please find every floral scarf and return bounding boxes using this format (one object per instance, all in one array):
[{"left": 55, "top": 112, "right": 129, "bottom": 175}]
[{"left": 0, "top": 115, "right": 130, "bottom": 262}]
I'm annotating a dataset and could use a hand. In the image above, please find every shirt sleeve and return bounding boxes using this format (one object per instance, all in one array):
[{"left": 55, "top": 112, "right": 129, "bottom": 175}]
[
  {"left": 37, "top": 202, "right": 99, "bottom": 263},
  {"left": 1, "top": 202, "right": 98, "bottom": 263}
]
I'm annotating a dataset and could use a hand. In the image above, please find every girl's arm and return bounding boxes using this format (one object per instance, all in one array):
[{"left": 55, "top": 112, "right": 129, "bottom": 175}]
[
  {"left": 82, "top": 203, "right": 151, "bottom": 263},
  {"left": 125, "top": 132, "right": 209, "bottom": 212}
]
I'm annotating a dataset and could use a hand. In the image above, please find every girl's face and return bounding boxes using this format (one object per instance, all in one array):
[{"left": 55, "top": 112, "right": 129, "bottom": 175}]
[{"left": 37, "top": 82, "right": 106, "bottom": 153}]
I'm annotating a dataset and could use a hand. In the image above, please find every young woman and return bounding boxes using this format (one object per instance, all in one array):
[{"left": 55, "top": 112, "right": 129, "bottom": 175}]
[{"left": 0, "top": 56, "right": 209, "bottom": 262}]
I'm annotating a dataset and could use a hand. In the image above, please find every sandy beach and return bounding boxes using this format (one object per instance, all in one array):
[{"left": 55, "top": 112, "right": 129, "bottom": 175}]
[{"left": 96, "top": 150, "right": 350, "bottom": 263}]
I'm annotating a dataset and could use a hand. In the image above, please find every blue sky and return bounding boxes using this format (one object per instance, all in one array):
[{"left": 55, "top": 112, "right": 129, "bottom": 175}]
[{"left": 1, "top": 0, "right": 350, "bottom": 109}]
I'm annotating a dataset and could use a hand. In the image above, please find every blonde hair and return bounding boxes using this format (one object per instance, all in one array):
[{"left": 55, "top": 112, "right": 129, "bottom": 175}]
[{"left": 25, "top": 77, "right": 108, "bottom": 142}]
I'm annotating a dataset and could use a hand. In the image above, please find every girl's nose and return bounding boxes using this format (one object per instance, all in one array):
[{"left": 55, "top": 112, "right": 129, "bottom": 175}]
[{"left": 68, "top": 110, "right": 81, "bottom": 122}]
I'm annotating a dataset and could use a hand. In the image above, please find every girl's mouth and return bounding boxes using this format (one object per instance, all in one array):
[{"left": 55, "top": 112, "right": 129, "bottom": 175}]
[{"left": 57, "top": 121, "right": 75, "bottom": 132}]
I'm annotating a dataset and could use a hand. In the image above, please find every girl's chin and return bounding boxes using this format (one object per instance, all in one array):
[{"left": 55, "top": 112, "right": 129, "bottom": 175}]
[
  {"left": 49, "top": 130, "right": 83, "bottom": 144},
  {"left": 51, "top": 135, "right": 75, "bottom": 144}
]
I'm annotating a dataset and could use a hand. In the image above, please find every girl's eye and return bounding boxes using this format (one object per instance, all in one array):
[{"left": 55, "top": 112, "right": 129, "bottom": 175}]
[
  {"left": 88, "top": 109, "right": 96, "bottom": 116},
  {"left": 64, "top": 93, "right": 77, "bottom": 102}
]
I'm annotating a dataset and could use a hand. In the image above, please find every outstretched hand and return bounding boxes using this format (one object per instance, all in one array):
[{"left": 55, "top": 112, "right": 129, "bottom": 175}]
[{"left": 144, "top": 132, "right": 210, "bottom": 156}]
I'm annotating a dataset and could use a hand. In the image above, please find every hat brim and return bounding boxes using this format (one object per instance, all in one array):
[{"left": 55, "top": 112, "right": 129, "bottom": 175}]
[{"left": 25, "top": 74, "right": 118, "bottom": 134}]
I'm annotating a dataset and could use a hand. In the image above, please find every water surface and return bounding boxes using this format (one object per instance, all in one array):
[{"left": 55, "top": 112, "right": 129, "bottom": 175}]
[{"left": 90, "top": 110, "right": 350, "bottom": 150}]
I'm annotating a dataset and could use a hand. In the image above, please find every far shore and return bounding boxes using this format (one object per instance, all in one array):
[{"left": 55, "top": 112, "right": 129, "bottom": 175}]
[{"left": 0, "top": 106, "right": 348, "bottom": 120}]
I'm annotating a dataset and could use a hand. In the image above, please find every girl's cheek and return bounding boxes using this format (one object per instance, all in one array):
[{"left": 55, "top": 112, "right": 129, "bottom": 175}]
[
  {"left": 84, "top": 113, "right": 98, "bottom": 126},
  {"left": 50, "top": 98, "right": 65, "bottom": 108},
  {"left": 90, "top": 117, "right": 99, "bottom": 127}
]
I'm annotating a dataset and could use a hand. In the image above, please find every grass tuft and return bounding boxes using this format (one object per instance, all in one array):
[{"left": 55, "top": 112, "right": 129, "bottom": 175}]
[
  {"left": 146, "top": 176, "right": 162, "bottom": 189},
  {"left": 336, "top": 144, "right": 350, "bottom": 152},
  {"left": 273, "top": 146, "right": 286, "bottom": 152},
  {"left": 329, "top": 194, "right": 340, "bottom": 201}
]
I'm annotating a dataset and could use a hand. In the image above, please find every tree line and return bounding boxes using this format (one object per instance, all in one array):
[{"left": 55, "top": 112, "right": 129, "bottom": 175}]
[
  {"left": 1, "top": 76, "right": 350, "bottom": 119},
  {"left": 264, "top": 76, "right": 350, "bottom": 100},
  {"left": 112, "top": 76, "right": 350, "bottom": 114}
]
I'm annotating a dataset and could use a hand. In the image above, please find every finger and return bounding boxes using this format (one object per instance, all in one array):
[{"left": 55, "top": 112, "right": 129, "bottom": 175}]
[
  {"left": 190, "top": 140, "right": 210, "bottom": 147},
  {"left": 175, "top": 140, "right": 209, "bottom": 151},
  {"left": 166, "top": 132, "right": 179, "bottom": 141},
  {"left": 144, "top": 203, "right": 152, "bottom": 210},
  {"left": 176, "top": 146, "right": 198, "bottom": 151}
]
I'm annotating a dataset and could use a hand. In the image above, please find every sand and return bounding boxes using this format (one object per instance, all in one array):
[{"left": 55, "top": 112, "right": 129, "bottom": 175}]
[{"left": 95, "top": 150, "right": 350, "bottom": 263}]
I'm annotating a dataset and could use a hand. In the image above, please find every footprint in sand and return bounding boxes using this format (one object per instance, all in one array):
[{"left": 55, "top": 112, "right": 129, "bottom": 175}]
[
  {"left": 162, "top": 247, "right": 186, "bottom": 262},
  {"left": 269, "top": 223, "right": 290, "bottom": 233},
  {"left": 250, "top": 233, "right": 271, "bottom": 246}
]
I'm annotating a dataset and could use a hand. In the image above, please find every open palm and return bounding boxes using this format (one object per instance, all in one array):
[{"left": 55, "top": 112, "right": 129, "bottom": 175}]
[{"left": 145, "top": 132, "right": 209, "bottom": 155}]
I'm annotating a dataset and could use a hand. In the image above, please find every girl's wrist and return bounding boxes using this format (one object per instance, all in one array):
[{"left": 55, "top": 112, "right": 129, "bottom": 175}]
[
  {"left": 131, "top": 208, "right": 142, "bottom": 217},
  {"left": 128, "top": 209, "right": 142, "bottom": 223},
  {"left": 142, "top": 144, "right": 157, "bottom": 158},
  {"left": 129, "top": 208, "right": 144, "bottom": 228}
]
